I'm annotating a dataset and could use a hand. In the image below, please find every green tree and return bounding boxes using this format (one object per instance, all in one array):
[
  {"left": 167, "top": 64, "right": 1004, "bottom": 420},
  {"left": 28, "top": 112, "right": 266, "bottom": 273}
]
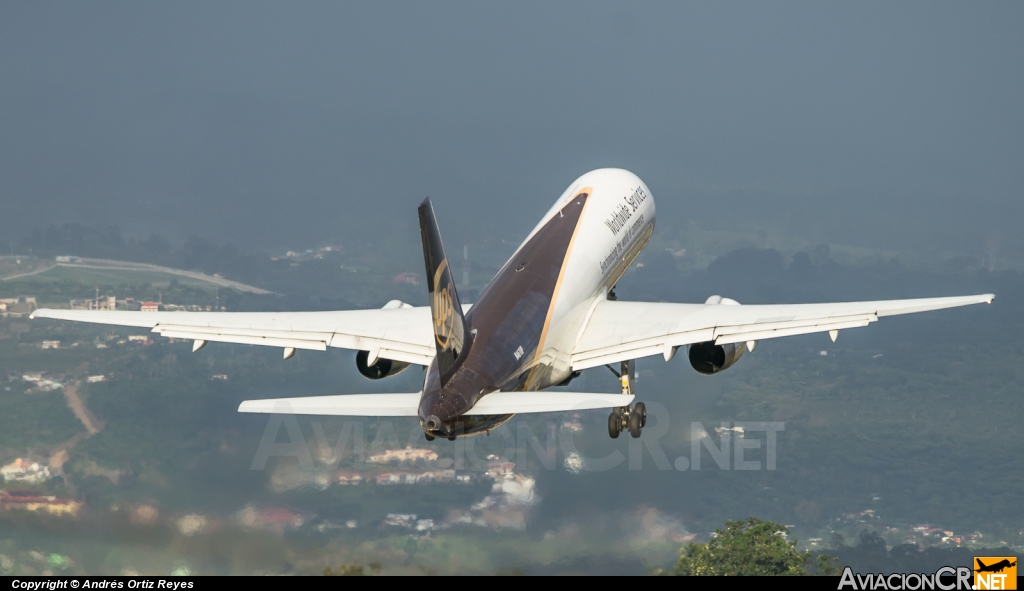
[{"left": 674, "top": 517, "right": 840, "bottom": 576}]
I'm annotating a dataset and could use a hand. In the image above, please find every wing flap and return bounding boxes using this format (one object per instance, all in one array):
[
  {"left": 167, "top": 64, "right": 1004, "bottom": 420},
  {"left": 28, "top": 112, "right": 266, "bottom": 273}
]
[
  {"left": 571, "top": 328, "right": 714, "bottom": 370},
  {"left": 375, "top": 348, "right": 434, "bottom": 366},
  {"left": 714, "top": 317, "right": 873, "bottom": 345},
  {"left": 713, "top": 313, "right": 876, "bottom": 337},
  {"left": 327, "top": 333, "right": 435, "bottom": 365},
  {"left": 153, "top": 324, "right": 333, "bottom": 342},
  {"left": 158, "top": 330, "right": 329, "bottom": 351}
]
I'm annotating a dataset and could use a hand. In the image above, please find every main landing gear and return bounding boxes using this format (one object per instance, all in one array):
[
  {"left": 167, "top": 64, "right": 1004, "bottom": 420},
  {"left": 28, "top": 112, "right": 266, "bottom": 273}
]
[
  {"left": 607, "top": 403, "right": 646, "bottom": 439},
  {"left": 605, "top": 359, "right": 646, "bottom": 439}
]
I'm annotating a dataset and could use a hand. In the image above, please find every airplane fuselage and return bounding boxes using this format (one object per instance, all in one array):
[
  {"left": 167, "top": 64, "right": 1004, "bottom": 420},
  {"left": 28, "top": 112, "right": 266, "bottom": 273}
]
[{"left": 419, "top": 169, "right": 656, "bottom": 438}]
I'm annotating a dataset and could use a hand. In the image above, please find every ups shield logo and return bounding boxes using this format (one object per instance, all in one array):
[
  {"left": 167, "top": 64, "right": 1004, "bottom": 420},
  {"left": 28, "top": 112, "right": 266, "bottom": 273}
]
[
  {"left": 975, "top": 557, "right": 1017, "bottom": 590},
  {"left": 431, "top": 260, "right": 460, "bottom": 350}
]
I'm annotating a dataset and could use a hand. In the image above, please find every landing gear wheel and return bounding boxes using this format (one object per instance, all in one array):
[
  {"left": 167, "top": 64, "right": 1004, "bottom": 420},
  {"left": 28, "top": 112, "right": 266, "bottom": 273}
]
[
  {"left": 424, "top": 434, "right": 435, "bottom": 442},
  {"left": 608, "top": 412, "right": 620, "bottom": 439},
  {"left": 628, "top": 410, "right": 643, "bottom": 438},
  {"left": 634, "top": 402, "right": 647, "bottom": 428}
]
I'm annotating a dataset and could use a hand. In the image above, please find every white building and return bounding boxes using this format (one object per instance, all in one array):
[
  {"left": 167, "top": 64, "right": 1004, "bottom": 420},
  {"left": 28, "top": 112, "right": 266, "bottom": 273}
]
[
  {"left": 70, "top": 295, "right": 116, "bottom": 311},
  {"left": 383, "top": 513, "right": 417, "bottom": 527},
  {"left": 367, "top": 446, "right": 439, "bottom": 464},
  {"left": 1, "top": 459, "right": 51, "bottom": 484}
]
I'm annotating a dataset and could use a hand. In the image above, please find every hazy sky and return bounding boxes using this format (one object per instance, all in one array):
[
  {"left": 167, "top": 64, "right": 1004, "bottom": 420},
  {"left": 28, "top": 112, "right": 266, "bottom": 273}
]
[{"left": 1, "top": 2, "right": 1021, "bottom": 258}]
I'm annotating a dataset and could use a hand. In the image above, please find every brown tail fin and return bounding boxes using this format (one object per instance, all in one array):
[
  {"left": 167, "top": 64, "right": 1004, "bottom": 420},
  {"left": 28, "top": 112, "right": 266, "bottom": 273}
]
[{"left": 418, "top": 198, "right": 469, "bottom": 384}]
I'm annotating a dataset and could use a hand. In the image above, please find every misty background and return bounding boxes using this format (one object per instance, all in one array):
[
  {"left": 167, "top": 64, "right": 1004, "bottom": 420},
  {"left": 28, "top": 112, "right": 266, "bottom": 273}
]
[{"left": 1, "top": 2, "right": 1022, "bottom": 268}]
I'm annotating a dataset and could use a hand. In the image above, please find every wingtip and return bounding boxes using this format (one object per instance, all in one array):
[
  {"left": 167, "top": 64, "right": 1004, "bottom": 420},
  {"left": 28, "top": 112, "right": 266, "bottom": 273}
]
[
  {"left": 985, "top": 294, "right": 995, "bottom": 304},
  {"left": 28, "top": 308, "right": 58, "bottom": 320}
]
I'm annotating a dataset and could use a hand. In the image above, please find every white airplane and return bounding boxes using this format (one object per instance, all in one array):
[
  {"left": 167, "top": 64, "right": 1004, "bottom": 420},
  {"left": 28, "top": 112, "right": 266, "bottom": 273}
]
[{"left": 32, "top": 169, "right": 994, "bottom": 441}]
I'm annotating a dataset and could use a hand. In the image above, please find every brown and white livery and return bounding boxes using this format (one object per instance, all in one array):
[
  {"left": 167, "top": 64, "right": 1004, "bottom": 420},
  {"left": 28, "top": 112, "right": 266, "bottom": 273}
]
[{"left": 32, "top": 169, "right": 994, "bottom": 440}]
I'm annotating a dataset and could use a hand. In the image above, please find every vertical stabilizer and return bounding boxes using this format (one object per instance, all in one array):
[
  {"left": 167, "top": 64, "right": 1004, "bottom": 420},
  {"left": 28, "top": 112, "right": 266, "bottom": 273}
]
[{"left": 418, "top": 198, "right": 470, "bottom": 384}]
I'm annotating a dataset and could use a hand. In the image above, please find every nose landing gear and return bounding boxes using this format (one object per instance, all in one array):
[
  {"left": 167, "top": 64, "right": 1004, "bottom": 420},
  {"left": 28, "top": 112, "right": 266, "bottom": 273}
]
[{"left": 605, "top": 359, "right": 646, "bottom": 438}]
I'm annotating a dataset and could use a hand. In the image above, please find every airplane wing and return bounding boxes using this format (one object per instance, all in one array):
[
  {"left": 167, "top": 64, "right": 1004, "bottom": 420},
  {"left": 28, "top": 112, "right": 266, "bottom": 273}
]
[
  {"left": 237, "top": 391, "right": 633, "bottom": 416},
  {"left": 570, "top": 294, "right": 995, "bottom": 370},
  {"left": 31, "top": 300, "right": 443, "bottom": 366}
]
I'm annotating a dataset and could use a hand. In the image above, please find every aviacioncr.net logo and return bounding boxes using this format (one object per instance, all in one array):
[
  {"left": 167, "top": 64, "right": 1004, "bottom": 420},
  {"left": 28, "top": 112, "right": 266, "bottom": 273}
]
[
  {"left": 974, "top": 557, "right": 1017, "bottom": 590},
  {"left": 838, "top": 566, "right": 974, "bottom": 590}
]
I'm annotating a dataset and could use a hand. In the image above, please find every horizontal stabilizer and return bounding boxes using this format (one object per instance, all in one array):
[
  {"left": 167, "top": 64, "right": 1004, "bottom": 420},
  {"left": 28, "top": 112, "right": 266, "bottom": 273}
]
[
  {"left": 238, "top": 394, "right": 421, "bottom": 416},
  {"left": 237, "top": 391, "right": 633, "bottom": 417}
]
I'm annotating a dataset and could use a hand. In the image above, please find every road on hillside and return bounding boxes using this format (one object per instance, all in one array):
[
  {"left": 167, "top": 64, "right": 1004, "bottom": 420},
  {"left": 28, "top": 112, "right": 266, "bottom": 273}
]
[
  {"left": 4, "top": 257, "right": 275, "bottom": 294},
  {"left": 65, "top": 258, "right": 275, "bottom": 294},
  {"left": 0, "top": 263, "right": 56, "bottom": 281},
  {"left": 63, "top": 382, "right": 103, "bottom": 436}
]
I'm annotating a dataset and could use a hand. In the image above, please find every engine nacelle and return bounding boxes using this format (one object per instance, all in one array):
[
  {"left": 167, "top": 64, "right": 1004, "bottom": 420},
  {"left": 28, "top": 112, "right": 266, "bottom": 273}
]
[
  {"left": 687, "top": 341, "right": 745, "bottom": 375},
  {"left": 356, "top": 350, "right": 411, "bottom": 380}
]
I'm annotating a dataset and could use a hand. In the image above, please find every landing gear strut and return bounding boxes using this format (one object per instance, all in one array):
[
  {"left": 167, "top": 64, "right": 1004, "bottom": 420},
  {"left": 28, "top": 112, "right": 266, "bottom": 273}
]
[{"left": 605, "top": 360, "right": 646, "bottom": 438}]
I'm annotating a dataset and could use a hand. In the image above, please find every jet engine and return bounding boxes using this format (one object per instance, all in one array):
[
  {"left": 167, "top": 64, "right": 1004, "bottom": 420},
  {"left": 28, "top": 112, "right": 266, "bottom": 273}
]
[
  {"left": 356, "top": 350, "right": 411, "bottom": 380},
  {"left": 687, "top": 341, "right": 745, "bottom": 375},
  {"left": 687, "top": 294, "right": 747, "bottom": 375}
]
